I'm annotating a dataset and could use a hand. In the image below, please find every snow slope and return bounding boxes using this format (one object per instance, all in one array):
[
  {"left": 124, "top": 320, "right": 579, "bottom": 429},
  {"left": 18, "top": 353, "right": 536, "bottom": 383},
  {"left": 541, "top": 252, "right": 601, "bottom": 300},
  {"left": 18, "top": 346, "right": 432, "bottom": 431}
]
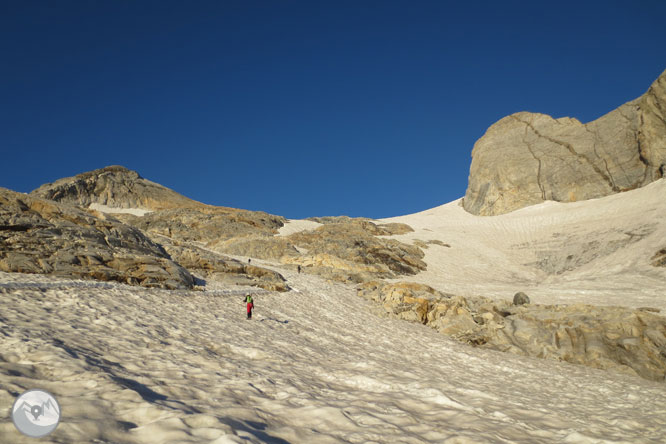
[
  {"left": 2, "top": 180, "right": 666, "bottom": 443},
  {"left": 381, "top": 179, "right": 666, "bottom": 312},
  {"left": 1, "top": 268, "right": 665, "bottom": 443}
]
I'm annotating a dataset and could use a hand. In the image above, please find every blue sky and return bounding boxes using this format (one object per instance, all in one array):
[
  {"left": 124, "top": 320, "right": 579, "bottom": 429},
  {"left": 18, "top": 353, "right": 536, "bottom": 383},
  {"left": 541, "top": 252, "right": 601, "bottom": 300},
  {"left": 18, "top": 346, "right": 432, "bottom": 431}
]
[{"left": 2, "top": 1, "right": 665, "bottom": 219}]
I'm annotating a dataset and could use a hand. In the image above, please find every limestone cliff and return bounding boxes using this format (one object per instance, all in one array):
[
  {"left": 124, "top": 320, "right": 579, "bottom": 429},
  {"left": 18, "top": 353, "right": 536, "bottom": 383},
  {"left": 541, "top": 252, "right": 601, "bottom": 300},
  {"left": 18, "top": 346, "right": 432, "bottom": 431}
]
[{"left": 464, "top": 69, "right": 666, "bottom": 216}]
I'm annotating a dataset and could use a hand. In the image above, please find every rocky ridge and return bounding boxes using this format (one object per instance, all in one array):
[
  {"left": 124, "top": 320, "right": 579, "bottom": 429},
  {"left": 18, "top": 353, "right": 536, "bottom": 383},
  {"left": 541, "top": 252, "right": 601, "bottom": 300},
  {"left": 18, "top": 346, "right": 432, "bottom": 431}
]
[
  {"left": 25, "top": 166, "right": 291, "bottom": 291},
  {"left": 358, "top": 281, "right": 666, "bottom": 381},
  {"left": 464, "top": 69, "right": 666, "bottom": 216},
  {"left": 24, "top": 166, "right": 425, "bottom": 288},
  {"left": 210, "top": 219, "right": 426, "bottom": 283}
]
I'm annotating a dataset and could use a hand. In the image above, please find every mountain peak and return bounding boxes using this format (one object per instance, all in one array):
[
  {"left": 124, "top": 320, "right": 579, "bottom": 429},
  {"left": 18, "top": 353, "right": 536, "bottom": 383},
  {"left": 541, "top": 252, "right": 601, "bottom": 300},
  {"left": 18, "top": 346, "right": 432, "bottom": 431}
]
[{"left": 31, "top": 165, "right": 205, "bottom": 211}]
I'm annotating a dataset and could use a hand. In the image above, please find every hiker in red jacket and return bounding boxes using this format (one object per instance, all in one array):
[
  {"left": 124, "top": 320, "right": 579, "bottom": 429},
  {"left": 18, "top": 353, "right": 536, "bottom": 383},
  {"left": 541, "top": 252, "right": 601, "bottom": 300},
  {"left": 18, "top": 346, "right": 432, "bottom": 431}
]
[{"left": 244, "top": 294, "right": 254, "bottom": 319}]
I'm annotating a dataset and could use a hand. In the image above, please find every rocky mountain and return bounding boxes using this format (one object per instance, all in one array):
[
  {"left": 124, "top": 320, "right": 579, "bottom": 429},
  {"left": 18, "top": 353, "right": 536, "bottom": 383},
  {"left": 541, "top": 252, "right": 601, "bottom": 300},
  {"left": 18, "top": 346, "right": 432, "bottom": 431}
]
[
  {"left": 18, "top": 166, "right": 426, "bottom": 288},
  {"left": 24, "top": 166, "right": 292, "bottom": 291},
  {"left": 463, "top": 69, "right": 666, "bottom": 216}
]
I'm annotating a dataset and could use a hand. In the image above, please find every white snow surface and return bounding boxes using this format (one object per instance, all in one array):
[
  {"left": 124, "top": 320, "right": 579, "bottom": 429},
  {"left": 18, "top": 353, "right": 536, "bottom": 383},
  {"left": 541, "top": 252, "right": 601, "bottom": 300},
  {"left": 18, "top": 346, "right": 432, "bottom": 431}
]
[
  {"left": 2, "top": 181, "right": 666, "bottom": 442},
  {"left": 277, "top": 219, "right": 322, "bottom": 236},
  {"left": 89, "top": 203, "right": 152, "bottom": 216},
  {"left": 1, "top": 268, "right": 665, "bottom": 443},
  {"left": 381, "top": 179, "right": 666, "bottom": 312}
]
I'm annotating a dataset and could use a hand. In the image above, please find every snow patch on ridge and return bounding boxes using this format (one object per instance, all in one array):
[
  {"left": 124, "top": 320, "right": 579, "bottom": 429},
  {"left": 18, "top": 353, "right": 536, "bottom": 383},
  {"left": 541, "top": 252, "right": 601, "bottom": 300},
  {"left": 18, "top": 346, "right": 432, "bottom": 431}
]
[{"left": 89, "top": 203, "right": 152, "bottom": 216}]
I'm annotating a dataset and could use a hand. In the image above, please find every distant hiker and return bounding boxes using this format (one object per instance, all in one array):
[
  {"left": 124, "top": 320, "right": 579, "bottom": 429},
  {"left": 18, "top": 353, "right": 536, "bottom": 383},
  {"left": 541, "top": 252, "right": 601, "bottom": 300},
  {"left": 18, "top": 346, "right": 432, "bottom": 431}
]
[
  {"left": 248, "top": 258, "right": 251, "bottom": 264},
  {"left": 244, "top": 294, "right": 254, "bottom": 319},
  {"left": 297, "top": 265, "right": 301, "bottom": 274}
]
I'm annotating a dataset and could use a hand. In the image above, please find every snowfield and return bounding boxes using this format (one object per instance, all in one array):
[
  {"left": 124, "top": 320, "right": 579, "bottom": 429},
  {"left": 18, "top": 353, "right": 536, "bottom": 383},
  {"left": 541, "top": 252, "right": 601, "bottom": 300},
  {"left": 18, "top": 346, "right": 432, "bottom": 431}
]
[
  {"left": 1, "top": 268, "right": 665, "bottom": 443},
  {"left": 2, "top": 181, "right": 666, "bottom": 443},
  {"left": 381, "top": 179, "right": 666, "bottom": 313}
]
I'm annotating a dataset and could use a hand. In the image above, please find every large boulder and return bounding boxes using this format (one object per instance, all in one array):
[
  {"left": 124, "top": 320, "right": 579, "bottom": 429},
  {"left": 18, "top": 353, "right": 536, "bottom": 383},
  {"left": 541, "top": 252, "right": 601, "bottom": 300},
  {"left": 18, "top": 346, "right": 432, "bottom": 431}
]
[
  {"left": 463, "top": 69, "right": 666, "bottom": 216},
  {"left": 0, "top": 188, "right": 193, "bottom": 289}
]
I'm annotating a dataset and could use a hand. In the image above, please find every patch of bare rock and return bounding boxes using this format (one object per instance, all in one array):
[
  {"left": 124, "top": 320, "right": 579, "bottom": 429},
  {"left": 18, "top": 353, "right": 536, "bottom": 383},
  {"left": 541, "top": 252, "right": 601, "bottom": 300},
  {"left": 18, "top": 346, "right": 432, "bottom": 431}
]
[{"left": 358, "top": 281, "right": 666, "bottom": 382}]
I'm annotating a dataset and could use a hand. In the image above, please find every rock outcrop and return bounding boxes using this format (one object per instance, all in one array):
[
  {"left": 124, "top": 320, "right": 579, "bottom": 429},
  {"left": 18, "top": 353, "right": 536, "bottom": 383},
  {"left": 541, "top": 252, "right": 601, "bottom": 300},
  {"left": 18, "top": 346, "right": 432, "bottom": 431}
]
[
  {"left": 0, "top": 188, "right": 194, "bottom": 289},
  {"left": 31, "top": 165, "right": 286, "bottom": 243},
  {"left": 287, "top": 222, "right": 425, "bottom": 278},
  {"left": 116, "top": 207, "right": 285, "bottom": 244},
  {"left": 26, "top": 166, "right": 293, "bottom": 290},
  {"left": 307, "top": 216, "right": 414, "bottom": 235},
  {"left": 31, "top": 165, "right": 207, "bottom": 211},
  {"left": 209, "top": 219, "right": 425, "bottom": 284},
  {"left": 154, "top": 237, "right": 289, "bottom": 292},
  {"left": 464, "top": 69, "right": 666, "bottom": 216},
  {"left": 359, "top": 281, "right": 666, "bottom": 381}
]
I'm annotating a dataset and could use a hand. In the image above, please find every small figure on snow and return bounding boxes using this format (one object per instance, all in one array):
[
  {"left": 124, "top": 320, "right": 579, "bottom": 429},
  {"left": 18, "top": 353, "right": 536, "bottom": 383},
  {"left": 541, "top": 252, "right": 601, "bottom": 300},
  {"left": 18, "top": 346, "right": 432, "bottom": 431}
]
[
  {"left": 244, "top": 294, "right": 254, "bottom": 319},
  {"left": 297, "top": 265, "right": 301, "bottom": 274}
]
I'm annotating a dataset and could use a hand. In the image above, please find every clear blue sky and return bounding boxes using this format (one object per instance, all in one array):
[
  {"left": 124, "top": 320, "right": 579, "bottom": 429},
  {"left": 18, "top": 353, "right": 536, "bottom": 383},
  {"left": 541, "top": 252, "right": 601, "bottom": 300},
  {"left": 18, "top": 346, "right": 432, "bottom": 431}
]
[{"left": 2, "top": 1, "right": 665, "bottom": 219}]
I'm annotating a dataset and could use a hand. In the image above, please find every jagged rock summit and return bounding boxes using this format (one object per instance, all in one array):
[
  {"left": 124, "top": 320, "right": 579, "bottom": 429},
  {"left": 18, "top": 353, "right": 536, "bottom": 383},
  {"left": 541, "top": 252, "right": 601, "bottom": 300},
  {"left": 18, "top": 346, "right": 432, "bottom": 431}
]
[{"left": 464, "top": 69, "right": 666, "bottom": 216}]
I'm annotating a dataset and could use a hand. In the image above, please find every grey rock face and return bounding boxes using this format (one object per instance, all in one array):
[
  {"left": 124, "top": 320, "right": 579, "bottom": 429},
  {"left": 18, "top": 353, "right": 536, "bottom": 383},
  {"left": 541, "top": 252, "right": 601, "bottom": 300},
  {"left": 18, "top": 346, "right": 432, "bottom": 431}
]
[
  {"left": 464, "top": 69, "right": 666, "bottom": 216},
  {"left": 358, "top": 281, "right": 666, "bottom": 382},
  {"left": 0, "top": 188, "right": 194, "bottom": 289}
]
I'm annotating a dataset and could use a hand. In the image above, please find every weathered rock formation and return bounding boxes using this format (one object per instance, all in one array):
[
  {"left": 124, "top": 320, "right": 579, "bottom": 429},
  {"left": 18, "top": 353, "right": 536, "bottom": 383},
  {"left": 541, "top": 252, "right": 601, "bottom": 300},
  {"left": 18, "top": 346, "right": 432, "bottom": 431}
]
[
  {"left": 288, "top": 222, "right": 424, "bottom": 275},
  {"left": 116, "top": 207, "right": 285, "bottom": 244},
  {"left": 26, "top": 166, "right": 424, "bottom": 285},
  {"left": 464, "top": 69, "right": 666, "bottom": 216},
  {"left": 208, "top": 218, "right": 424, "bottom": 283},
  {"left": 31, "top": 165, "right": 286, "bottom": 242},
  {"left": 307, "top": 216, "right": 414, "bottom": 235},
  {"left": 154, "top": 237, "right": 289, "bottom": 292},
  {"left": 359, "top": 281, "right": 666, "bottom": 381},
  {"left": 210, "top": 236, "right": 299, "bottom": 261},
  {"left": 31, "top": 165, "right": 207, "bottom": 211},
  {"left": 24, "top": 166, "right": 292, "bottom": 290},
  {"left": 0, "top": 188, "right": 194, "bottom": 289}
]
